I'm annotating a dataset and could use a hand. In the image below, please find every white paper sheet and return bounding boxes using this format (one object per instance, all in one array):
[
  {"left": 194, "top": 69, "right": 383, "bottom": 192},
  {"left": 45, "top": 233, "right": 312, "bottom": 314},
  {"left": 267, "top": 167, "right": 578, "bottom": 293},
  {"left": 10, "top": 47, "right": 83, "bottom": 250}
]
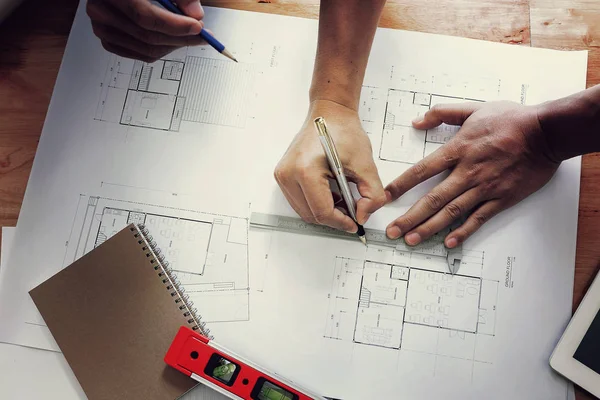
[
  {"left": 4, "top": 225, "right": 573, "bottom": 400},
  {"left": 0, "top": 228, "right": 228, "bottom": 400},
  {"left": 0, "top": 226, "right": 15, "bottom": 276},
  {"left": 0, "top": 3, "right": 587, "bottom": 399},
  {"left": 0, "top": 226, "right": 230, "bottom": 399},
  {"left": 0, "top": 227, "right": 82, "bottom": 399},
  {"left": 1, "top": 225, "right": 578, "bottom": 400}
]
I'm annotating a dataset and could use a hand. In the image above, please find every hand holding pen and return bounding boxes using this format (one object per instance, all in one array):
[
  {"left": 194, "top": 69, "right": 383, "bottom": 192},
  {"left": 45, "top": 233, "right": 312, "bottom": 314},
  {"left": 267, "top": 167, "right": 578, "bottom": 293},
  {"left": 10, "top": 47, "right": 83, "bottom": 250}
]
[
  {"left": 274, "top": 100, "right": 387, "bottom": 239},
  {"left": 314, "top": 116, "right": 368, "bottom": 245}
]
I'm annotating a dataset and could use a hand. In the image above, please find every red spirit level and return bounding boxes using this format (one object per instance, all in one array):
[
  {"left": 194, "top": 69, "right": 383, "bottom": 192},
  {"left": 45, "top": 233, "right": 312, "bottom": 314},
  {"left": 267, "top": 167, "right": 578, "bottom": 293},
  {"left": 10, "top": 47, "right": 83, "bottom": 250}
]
[{"left": 165, "top": 326, "right": 329, "bottom": 400}]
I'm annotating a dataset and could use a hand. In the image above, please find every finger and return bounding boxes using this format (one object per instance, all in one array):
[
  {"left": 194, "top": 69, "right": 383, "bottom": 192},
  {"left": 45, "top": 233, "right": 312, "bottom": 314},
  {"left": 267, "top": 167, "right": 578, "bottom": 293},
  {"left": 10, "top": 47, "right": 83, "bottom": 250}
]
[
  {"left": 106, "top": 0, "right": 203, "bottom": 36},
  {"left": 275, "top": 165, "right": 319, "bottom": 224},
  {"left": 93, "top": 23, "right": 178, "bottom": 61},
  {"left": 386, "top": 173, "right": 471, "bottom": 240},
  {"left": 336, "top": 206, "right": 349, "bottom": 217},
  {"left": 177, "top": 0, "right": 205, "bottom": 20},
  {"left": 88, "top": 2, "right": 206, "bottom": 47},
  {"left": 299, "top": 175, "right": 357, "bottom": 233},
  {"left": 283, "top": 179, "right": 354, "bottom": 231},
  {"left": 278, "top": 180, "right": 315, "bottom": 223},
  {"left": 444, "top": 200, "right": 505, "bottom": 248},
  {"left": 100, "top": 40, "right": 158, "bottom": 63},
  {"left": 412, "top": 102, "right": 481, "bottom": 130},
  {"left": 347, "top": 163, "right": 386, "bottom": 225},
  {"left": 401, "top": 188, "right": 483, "bottom": 245},
  {"left": 385, "top": 145, "right": 459, "bottom": 202}
]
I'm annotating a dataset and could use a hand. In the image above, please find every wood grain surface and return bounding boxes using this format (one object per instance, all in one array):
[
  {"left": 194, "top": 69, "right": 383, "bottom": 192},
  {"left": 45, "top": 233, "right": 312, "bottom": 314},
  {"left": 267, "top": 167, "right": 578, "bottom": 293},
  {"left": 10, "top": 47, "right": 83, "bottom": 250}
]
[{"left": 0, "top": 0, "right": 598, "bottom": 398}]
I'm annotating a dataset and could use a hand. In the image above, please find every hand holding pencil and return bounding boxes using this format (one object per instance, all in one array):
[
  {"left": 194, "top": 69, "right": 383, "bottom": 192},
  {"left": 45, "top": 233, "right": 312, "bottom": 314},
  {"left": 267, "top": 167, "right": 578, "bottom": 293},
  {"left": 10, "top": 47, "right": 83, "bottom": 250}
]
[{"left": 87, "top": 0, "right": 235, "bottom": 63}]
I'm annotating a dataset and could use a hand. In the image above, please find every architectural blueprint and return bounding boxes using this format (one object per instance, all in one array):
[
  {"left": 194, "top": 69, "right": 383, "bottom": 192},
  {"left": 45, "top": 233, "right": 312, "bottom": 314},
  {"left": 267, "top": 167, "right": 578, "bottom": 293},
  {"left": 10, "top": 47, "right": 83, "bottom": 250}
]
[
  {"left": 219, "top": 228, "right": 503, "bottom": 397},
  {"left": 95, "top": 52, "right": 256, "bottom": 131},
  {"left": 351, "top": 73, "right": 528, "bottom": 194},
  {"left": 324, "top": 251, "right": 495, "bottom": 345},
  {"left": 0, "top": 3, "right": 587, "bottom": 400},
  {"left": 360, "top": 81, "right": 489, "bottom": 164},
  {"left": 65, "top": 195, "right": 249, "bottom": 322}
]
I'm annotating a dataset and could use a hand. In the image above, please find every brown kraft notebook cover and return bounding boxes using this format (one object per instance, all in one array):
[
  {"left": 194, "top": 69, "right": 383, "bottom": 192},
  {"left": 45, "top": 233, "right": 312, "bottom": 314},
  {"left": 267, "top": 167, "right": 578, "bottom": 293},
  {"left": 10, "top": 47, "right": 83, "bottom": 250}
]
[{"left": 30, "top": 224, "right": 197, "bottom": 400}]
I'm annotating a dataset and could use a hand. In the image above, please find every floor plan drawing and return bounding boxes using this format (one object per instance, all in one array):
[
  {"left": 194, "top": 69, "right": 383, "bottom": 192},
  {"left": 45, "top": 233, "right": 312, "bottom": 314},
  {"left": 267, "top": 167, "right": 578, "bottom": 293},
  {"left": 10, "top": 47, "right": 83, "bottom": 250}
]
[
  {"left": 358, "top": 86, "right": 384, "bottom": 136},
  {"left": 66, "top": 195, "right": 250, "bottom": 323},
  {"left": 380, "top": 90, "right": 483, "bottom": 164},
  {"left": 358, "top": 85, "right": 485, "bottom": 165},
  {"left": 0, "top": 5, "right": 585, "bottom": 398},
  {"left": 324, "top": 245, "right": 499, "bottom": 380},
  {"left": 358, "top": 69, "right": 525, "bottom": 166},
  {"left": 95, "top": 51, "right": 256, "bottom": 131}
]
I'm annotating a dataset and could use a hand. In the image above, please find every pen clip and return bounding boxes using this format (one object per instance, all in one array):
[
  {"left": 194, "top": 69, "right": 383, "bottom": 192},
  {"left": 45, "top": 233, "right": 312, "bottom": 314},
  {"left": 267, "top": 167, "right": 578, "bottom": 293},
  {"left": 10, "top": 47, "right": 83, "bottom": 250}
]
[{"left": 314, "top": 117, "right": 343, "bottom": 171}]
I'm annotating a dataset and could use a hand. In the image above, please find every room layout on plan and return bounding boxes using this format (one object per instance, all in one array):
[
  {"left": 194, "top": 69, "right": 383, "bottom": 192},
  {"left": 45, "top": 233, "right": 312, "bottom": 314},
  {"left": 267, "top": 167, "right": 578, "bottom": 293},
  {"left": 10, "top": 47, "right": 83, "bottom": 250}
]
[
  {"left": 65, "top": 196, "right": 250, "bottom": 323},
  {"left": 380, "top": 91, "right": 483, "bottom": 164},
  {"left": 95, "top": 53, "right": 256, "bottom": 131},
  {"left": 324, "top": 247, "right": 499, "bottom": 378},
  {"left": 357, "top": 69, "right": 516, "bottom": 165}
]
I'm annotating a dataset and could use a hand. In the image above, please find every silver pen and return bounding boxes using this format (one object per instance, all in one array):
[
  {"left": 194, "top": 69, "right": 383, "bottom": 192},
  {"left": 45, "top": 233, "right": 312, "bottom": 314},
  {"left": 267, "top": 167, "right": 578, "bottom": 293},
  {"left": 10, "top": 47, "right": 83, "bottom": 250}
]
[{"left": 314, "top": 117, "right": 367, "bottom": 246}]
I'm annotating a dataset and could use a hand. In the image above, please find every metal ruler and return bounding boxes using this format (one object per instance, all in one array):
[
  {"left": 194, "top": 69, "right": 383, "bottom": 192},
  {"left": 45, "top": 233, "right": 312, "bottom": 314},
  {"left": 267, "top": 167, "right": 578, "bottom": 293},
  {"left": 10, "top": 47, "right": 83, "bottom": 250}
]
[{"left": 249, "top": 212, "right": 462, "bottom": 270}]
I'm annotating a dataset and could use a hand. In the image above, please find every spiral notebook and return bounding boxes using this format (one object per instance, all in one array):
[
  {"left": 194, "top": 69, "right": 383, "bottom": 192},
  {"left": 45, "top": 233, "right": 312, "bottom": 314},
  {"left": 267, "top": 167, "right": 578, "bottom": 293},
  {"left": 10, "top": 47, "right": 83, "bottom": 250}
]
[{"left": 29, "top": 224, "right": 209, "bottom": 400}]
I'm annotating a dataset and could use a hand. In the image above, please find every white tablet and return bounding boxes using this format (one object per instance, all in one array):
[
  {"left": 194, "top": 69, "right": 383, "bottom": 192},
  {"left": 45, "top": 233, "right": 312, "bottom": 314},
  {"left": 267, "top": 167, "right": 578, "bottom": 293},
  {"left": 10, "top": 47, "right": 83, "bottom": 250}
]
[{"left": 551, "top": 271, "right": 600, "bottom": 398}]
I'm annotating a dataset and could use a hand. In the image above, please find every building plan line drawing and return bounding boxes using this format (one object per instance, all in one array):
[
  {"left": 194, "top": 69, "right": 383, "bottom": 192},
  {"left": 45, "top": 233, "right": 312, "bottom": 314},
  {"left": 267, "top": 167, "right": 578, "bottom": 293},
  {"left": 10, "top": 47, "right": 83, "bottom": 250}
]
[
  {"left": 63, "top": 195, "right": 250, "bottom": 324},
  {"left": 324, "top": 244, "right": 500, "bottom": 382},
  {"left": 0, "top": 5, "right": 586, "bottom": 399},
  {"left": 95, "top": 52, "right": 256, "bottom": 131},
  {"left": 358, "top": 85, "right": 383, "bottom": 136},
  {"left": 380, "top": 90, "right": 484, "bottom": 164},
  {"left": 358, "top": 72, "right": 528, "bottom": 166}
]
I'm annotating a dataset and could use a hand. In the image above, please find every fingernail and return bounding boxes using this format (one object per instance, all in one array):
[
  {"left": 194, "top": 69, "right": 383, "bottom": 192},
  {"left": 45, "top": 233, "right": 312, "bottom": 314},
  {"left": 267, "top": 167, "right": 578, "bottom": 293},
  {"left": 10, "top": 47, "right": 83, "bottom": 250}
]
[
  {"left": 347, "top": 226, "right": 358, "bottom": 234},
  {"left": 183, "top": 1, "right": 204, "bottom": 19},
  {"left": 384, "top": 190, "right": 393, "bottom": 203},
  {"left": 446, "top": 237, "right": 458, "bottom": 248},
  {"left": 412, "top": 116, "right": 424, "bottom": 125},
  {"left": 358, "top": 213, "right": 371, "bottom": 225},
  {"left": 386, "top": 225, "right": 401, "bottom": 239},
  {"left": 405, "top": 232, "right": 421, "bottom": 246},
  {"left": 188, "top": 23, "right": 202, "bottom": 35}
]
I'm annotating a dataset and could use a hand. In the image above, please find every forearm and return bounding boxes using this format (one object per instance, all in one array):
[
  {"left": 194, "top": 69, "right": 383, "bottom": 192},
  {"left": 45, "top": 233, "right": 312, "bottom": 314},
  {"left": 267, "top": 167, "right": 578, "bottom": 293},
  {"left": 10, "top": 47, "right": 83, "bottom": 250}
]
[
  {"left": 309, "top": 0, "right": 387, "bottom": 110},
  {"left": 539, "top": 84, "right": 600, "bottom": 162}
]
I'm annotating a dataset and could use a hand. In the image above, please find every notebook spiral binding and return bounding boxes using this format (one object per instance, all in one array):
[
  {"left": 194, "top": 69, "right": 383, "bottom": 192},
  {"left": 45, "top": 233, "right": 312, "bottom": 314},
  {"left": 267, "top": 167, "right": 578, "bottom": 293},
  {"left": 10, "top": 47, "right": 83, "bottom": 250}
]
[{"left": 131, "top": 223, "right": 213, "bottom": 340}]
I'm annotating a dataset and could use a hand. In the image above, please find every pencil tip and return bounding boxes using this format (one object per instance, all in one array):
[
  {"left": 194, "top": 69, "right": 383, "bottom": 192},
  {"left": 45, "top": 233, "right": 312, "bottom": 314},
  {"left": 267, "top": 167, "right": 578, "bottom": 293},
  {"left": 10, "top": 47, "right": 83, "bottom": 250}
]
[
  {"left": 359, "top": 236, "right": 367, "bottom": 246},
  {"left": 221, "top": 49, "right": 237, "bottom": 63}
]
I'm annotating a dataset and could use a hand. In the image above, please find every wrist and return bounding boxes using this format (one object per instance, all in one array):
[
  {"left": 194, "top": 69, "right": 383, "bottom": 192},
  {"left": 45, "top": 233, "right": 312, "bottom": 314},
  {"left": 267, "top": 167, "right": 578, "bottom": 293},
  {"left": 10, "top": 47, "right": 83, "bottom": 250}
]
[
  {"left": 309, "top": 78, "right": 361, "bottom": 111},
  {"left": 307, "top": 98, "right": 359, "bottom": 117},
  {"left": 537, "top": 91, "right": 600, "bottom": 162}
]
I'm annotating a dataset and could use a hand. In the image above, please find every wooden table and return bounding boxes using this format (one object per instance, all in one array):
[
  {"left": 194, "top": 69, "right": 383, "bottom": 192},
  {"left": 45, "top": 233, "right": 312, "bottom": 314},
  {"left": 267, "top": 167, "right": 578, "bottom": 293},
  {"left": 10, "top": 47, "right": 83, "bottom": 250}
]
[{"left": 0, "top": 0, "right": 598, "bottom": 398}]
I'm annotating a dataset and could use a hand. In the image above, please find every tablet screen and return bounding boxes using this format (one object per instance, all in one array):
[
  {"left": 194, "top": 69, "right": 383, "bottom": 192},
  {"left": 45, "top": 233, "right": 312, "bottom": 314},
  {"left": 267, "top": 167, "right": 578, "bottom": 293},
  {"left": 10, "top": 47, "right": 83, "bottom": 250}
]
[{"left": 574, "top": 309, "right": 600, "bottom": 374}]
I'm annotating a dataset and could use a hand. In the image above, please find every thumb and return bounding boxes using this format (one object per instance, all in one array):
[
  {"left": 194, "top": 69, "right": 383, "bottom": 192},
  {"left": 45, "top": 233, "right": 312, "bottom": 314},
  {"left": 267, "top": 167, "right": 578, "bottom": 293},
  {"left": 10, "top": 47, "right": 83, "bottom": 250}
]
[
  {"left": 412, "top": 102, "right": 481, "bottom": 130},
  {"left": 352, "top": 164, "right": 386, "bottom": 225},
  {"left": 178, "top": 0, "right": 204, "bottom": 20}
]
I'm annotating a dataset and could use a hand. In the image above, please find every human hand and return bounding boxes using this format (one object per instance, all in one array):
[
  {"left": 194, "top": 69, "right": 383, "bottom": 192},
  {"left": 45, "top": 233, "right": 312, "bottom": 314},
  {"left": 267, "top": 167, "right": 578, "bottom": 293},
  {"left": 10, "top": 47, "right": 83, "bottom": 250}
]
[
  {"left": 385, "top": 101, "right": 560, "bottom": 248},
  {"left": 87, "top": 0, "right": 206, "bottom": 62},
  {"left": 274, "top": 100, "right": 386, "bottom": 232}
]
